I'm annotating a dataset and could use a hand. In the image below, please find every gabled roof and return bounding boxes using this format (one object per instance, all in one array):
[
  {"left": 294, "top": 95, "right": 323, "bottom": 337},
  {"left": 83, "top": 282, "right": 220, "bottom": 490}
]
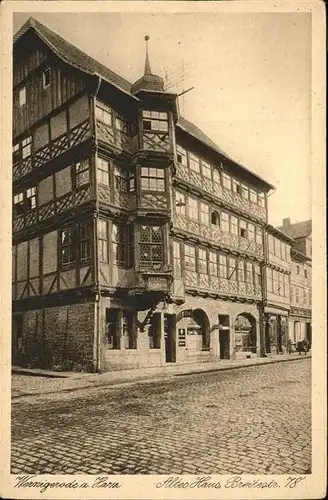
[
  {"left": 278, "top": 220, "right": 312, "bottom": 239},
  {"left": 14, "top": 17, "right": 132, "bottom": 96},
  {"left": 14, "top": 17, "right": 274, "bottom": 191}
]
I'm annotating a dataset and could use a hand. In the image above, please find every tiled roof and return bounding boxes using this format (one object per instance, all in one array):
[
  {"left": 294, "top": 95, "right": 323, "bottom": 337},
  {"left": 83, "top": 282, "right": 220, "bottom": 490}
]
[
  {"left": 278, "top": 220, "right": 312, "bottom": 239},
  {"left": 15, "top": 17, "right": 274, "bottom": 190}
]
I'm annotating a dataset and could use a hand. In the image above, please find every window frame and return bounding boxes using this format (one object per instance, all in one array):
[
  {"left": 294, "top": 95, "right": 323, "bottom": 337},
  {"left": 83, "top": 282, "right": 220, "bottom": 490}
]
[
  {"left": 42, "top": 68, "right": 51, "bottom": 90},
  {"left": 140, "top": 167, "right": 165, "bottom": 192},
  {"left": 96, "top": 156, "right": 110, "bottom": 186},
  {"left": 97, "top": 219, "right": 109, "bottom": 263},
  {"left": 19, "top": 86, "right": 26, "bottom": 107}
]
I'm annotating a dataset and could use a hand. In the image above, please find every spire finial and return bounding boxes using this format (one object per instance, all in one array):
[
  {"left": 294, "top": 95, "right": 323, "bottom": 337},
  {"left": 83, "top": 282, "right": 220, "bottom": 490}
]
[{"left": 144, "top": 35, "right": 152, "bottom": 75}]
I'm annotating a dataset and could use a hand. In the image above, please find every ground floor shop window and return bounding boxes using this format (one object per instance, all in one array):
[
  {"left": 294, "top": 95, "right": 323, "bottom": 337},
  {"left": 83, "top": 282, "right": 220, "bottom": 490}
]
[
  {"left": 122, "top": 311, "right": 136, "bottom": 349},
  {"left": 106, "top": 309, "right": 136, "bottom": 349},
  {"left": 234, "top": 314, "right": 257, "bottom": 353},
  {"left": 149, "top": 313, "right": 161, "bottom": 349},
  {"left": 106, "top": 309, "right": 120, "bottom": 349}
]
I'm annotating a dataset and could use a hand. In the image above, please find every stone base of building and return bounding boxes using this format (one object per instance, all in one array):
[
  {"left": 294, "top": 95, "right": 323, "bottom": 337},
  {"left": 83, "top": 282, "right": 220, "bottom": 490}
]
[{"left": 12, "top": 294, "right": 263, "bottom": 373}]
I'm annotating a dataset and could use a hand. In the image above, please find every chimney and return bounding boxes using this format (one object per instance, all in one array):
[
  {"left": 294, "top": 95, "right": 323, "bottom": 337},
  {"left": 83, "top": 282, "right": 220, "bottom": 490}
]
[{"left": 282, "top": 218, "right": 291, "bottom": 230}]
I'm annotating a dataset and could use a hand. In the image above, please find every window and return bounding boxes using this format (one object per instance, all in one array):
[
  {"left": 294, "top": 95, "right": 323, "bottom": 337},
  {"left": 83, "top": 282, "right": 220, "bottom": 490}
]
[
  {"left": 26, "top": 187, "right": 36, "bottom": 210},
  {"left": 246, "top": 262, "right": 253, "bottom": 283},
  {"left": 284, "top": 274, "right": 289, "bottom": 298},
  {"left": 113, "top": 224, "right": 127, "bottom": 267},
  {"left": 115, "top": 166, "right": 127, "bottom": 192},
  {"left": 248, "top": 223, "right": 255, "bottom": 241},
  {"left": 296, "top": 265, "right": 300, "bottom": 275},
  {"left": 96, "top": 157, "right": 110, "bottom": 186},
  {"left": 303, "top": 289, "right": 307, "bottom": 305},
  {"left": 142, "top": 110, "right": 168, "bottom": 132},
  {"left": 98, "top": 219, "right": 108, "bottom": 263},
  {"left": 175, "top": 192, "right": 186, "bottom": 215},
  {"left": 19, "top": 87, "right": 26, "bottom": 107},
  {"left": 200, "top": 202, "right": 209, "bottom": 224},
  {"left": 250, "top": 189, "right": 257, "bottom": 203},
  {"left": 239, "top": 219, "right": 247, "bottom": 238},
  {"left": 291, "top": 285, "right": 295, "bottom": 303},
  {"left": 123, "top": 311, "right": 136, "bottom": 349},
  {"left": 173, "top": 241, "right": 181, "bottom": 276},
  {"left": 268, "top": 235, "right": 274, "bottom": 254},
  {"left": 115, "top": 115, "right": 129, "bottom": 137},
  {"left": 254, "top": 264, "right": 261, "bottom": 286},
  {"left": 228, "top": 257, "right": 236, "bottom": 281},
  {"left": 222, "top": 173, "right": 231, "bottom": 190},
  {"left": 139, "top": 226, "right": 164, "bottom": 269},
  {"left": 221, "top": 211, "right": 229, "bottom": 232},
  {"left": 141, "top": 167, "right": 165, "bottom": 192},
  {"left": 213, "top": 169, "right": 221, "bottom": 185},
  {"left": 42, "top": 68, "right": 51, "bottom": 89},
  {"left": 211, "top": 211, "right": 220, "bottom": 226},
  {"left": 189, "top": 152, "right": 200, "bottom": 173},
  {"left": 256, "top": 228, "right": 262, "bottom": 246},
  {"left": 280, "top": 242, "right": 285, "bottom": 260},
  {"left": 184, "top": 244, "right": 196, "bottom": 271},
  {"left": 96, "top": 104, "right": 112, "bottom": 125},
  {"left": 13, "top": 192, "right": 24, "bottom": 216},
  {"left": 258, "top": 193, "right": 265, "bottom": 207},
  {"left": 201, "top": 159, "right": 212, "bottom": 178},
  {"left": 219, "top": 254, "right": 227, "bottom": 278},
  {"left": 241, "top": 184, "right": 249, "bottom": 199},
  {"left": 61, "top": 227, "right": 76, "bottom": 267},
  {"left": 106, "top": 309, "right": 120, "bottom": 350},
  {"left": 304, "top": 268, "right": 308, "bottom": 279},
  {"left": 278, "top": 272, "right": 284, "bottom": 296},
  {"left": 187, "top": 196, "right": 198, "bottom": 220},
  {"left": 274, "top": 238, "right": 281, "bottom": 258},
  {"left": 232, "top": 179, "right": 241, "bottom": 195},
  {"left": 13, "top": 143, "right": 20, "bottom": 163},
  {"left": 128, "top": 172, "right": 135, "bottom": 192},
  {"left": 177, "top": 145, "right": 187, "bottom": 166},
  {"left": 238, "top": 260, "right": 245, "bottom": 282},
  {"left": 80, "top": 221, "right": 91, "bottom": 264},
  {"left": 76, "top": 159, "right": 90, "bottom": 187},
  {"left": 230, "top": 216, "right": 238, "bottom": 235},
  {"left": 209, "top": 251, "right": 218, "bottom": 276},
  {"left": 295, "top": 286, "right": 300, "bottom": 304},
  {"left": 273, "top": 270, "right": 279, "bottom": 294},
  {"left": 22, "top": 136, "right": 32, "bottom": 159},
  {"left": 267, "top": 268, "right": 273, "bottom": 292},
  {"left": 198, "top": 248, "right": 207, "bottom": 274}
]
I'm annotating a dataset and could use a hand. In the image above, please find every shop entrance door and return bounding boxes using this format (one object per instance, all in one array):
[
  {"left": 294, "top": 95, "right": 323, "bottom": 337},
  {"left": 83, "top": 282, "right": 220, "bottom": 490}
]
[
  {"left": 164, "top": 314, "right": 176, "bottom": 363},
  {"left": 219, "top": 329, "right": 230, "bottom": 359}
]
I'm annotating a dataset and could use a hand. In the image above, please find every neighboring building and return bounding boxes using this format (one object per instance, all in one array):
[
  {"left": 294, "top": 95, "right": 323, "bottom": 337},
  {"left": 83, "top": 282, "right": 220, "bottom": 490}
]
[
  {"left": 262, "top": 226, "right": 293, "bottom": 354},
  {"left": 12, "top": 18, "right": 276, "bottom": 372},
  {"left": 278, "top": 219, "right": 312, "bottom": 347}
]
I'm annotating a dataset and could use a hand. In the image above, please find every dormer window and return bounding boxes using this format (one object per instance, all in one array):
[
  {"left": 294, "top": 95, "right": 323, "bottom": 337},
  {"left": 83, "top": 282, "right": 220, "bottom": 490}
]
[
  {"left": 42, "top": 68, "right": 51, "bottom": 89},
  {"left": 19, "top": 87, "right": 26, "bottom": 107},
  {"left": 142, "top": 110, "right": 168, "bottom": 132}
]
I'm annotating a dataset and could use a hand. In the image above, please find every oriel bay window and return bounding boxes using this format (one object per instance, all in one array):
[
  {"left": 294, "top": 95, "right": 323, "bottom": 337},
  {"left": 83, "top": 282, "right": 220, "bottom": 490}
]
[
  {"left": 140, "top": 167, "right": 165, "bottom": 192},
  {"left": 139, "top": 226, "right": 164, "bottom": 269},
  {"left": 142, "top": 110, "right": 168, "bottom": 132}
]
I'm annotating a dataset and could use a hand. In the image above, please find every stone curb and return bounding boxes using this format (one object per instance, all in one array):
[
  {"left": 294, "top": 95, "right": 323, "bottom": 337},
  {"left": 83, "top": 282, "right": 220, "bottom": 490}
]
[{"left": 12, "top": 355, "right": 311, "bottom": 400}]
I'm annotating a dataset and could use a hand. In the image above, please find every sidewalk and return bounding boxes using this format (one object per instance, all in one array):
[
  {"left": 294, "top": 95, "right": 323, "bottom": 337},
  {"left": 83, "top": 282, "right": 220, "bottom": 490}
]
[{"left": 12, "top": 352, "right": 311, "bottom": 399}]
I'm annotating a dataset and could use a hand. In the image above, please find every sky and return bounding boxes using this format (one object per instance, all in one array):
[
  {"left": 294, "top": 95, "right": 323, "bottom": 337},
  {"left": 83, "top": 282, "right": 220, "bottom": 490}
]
[{"left": 13, "top": 12, "right": 312, "bottom": 227}]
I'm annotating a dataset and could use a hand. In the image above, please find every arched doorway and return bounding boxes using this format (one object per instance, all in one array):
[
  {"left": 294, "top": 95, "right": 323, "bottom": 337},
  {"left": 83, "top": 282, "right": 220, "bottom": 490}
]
[
  {"left": 191, "top": 309, "right": 210, "bottom": 350},
  {"left": 234, "top": 313, "right": 257, "bottom": 354}
]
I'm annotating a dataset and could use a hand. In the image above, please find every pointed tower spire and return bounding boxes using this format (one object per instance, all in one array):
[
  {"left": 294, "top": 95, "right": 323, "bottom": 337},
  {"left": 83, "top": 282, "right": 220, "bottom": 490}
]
[{"left": 144, "top": 35, "right": 152, "bottom": 75}]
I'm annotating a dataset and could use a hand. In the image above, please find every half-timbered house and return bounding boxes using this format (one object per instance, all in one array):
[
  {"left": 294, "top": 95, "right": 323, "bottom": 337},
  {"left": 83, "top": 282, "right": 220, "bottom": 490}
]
[{"left": 12, "top": 18, "right": 276, "bottom": 371}]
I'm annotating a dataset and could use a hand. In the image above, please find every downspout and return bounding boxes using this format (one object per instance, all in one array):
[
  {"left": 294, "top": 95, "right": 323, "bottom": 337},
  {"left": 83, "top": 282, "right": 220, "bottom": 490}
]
[{"left": 91, "top": 75, "right": 102, "bottom": 372}]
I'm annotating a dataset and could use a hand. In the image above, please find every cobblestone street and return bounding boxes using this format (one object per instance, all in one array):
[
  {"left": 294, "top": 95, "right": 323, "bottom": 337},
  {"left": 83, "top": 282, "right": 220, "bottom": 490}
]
[{"left": 11, "top": 359, "right": 311, "bottom": 475}]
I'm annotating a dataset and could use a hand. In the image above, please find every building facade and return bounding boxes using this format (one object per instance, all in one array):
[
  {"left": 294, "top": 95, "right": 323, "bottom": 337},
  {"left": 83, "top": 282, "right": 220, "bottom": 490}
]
[
  {"left": 13, "top": 18, "right": 297, "bottom": 373},
  {"left": 262, "top": 226, "right": 293, "bottom": 354},
  {"left": 278, "top": 219, "right": 312, "bottom": 347}
]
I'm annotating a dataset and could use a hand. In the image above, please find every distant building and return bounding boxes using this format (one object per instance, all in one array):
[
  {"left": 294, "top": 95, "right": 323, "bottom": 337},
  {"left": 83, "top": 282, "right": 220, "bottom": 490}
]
[
  {"left": 278, "top": 219, "right": 312, "bottom": 346},
  {"left": 13, "top": 18, "right": 309, "bottom": 372}
]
